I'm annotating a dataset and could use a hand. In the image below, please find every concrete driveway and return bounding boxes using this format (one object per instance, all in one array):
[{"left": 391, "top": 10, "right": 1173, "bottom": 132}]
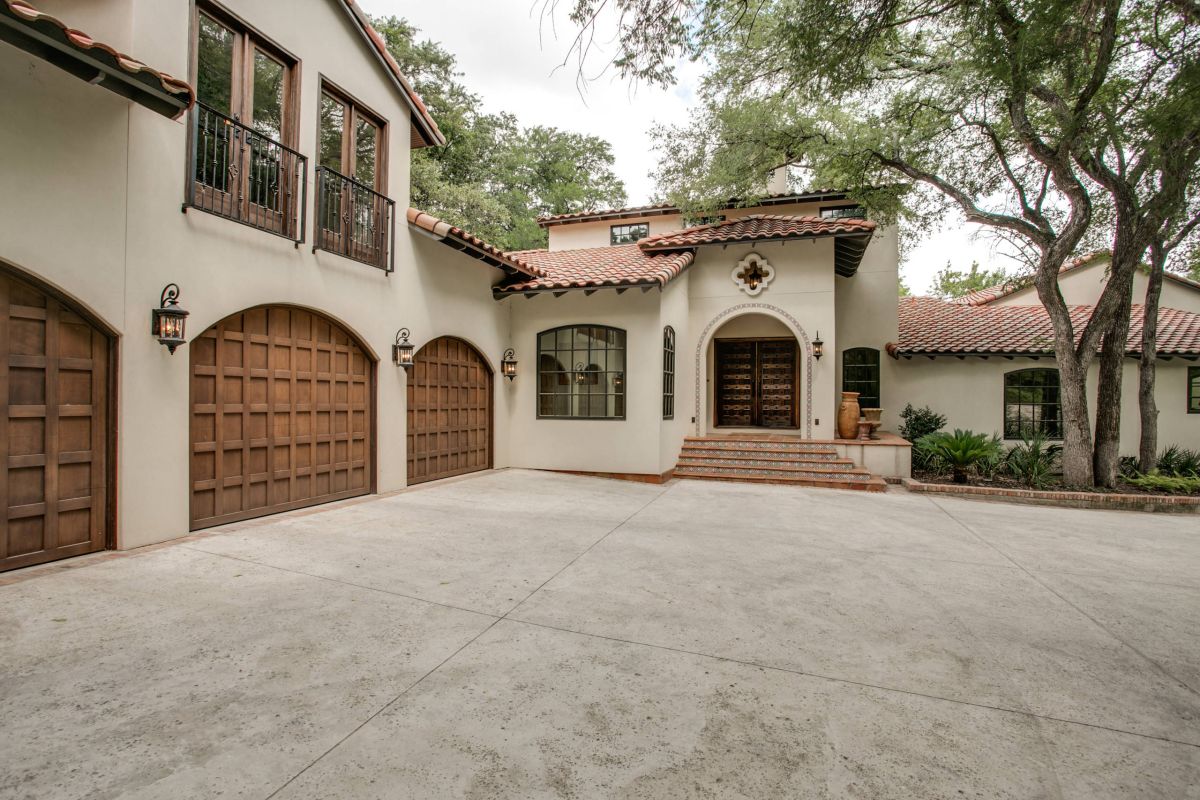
[{"left": 1, "top": 470, "right": 1198, "bottom": 799}]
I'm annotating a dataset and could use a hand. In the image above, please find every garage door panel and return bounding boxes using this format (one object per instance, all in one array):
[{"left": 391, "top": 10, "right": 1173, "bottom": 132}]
[
  {"left": 190, "top": 306, "right": 373, "bottom": 530},
  {"left": 407, "top": 337, "right": 491, "bottom": 486},
  {"left": 2, "top": 271, "right": 110, "bottom": 572}
]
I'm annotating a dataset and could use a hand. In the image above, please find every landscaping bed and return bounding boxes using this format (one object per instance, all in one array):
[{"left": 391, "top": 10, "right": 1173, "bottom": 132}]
[{"left": 902, "top": 476, "right": 1200, "bottom": 513}]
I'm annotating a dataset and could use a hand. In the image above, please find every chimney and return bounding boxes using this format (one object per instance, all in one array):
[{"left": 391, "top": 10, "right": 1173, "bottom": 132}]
[{"left": 766, "top": 166, "right": 789, "bottom": 195}]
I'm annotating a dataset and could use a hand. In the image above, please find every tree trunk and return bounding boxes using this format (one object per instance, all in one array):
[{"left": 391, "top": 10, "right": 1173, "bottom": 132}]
[
  {"left": 1092, "top": 255, "right": 1135, "bottom": 487},
  {"left": 1139, "top": 242, "right": 1165, "bottom": 473}
]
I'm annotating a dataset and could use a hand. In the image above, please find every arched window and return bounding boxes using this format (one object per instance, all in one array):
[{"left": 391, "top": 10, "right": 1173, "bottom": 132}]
[
  {"left": 1004, "top": 368, "right": 1062, "bottom": 439},
  {"left": 662, "top": 326, "right": 676, "bottom": 420},
  {"left": 537, "top": 325, "right": 626, "bottom": 419},
  {"left": 842, "top": 347, "right": 880, "bottom": 409}
]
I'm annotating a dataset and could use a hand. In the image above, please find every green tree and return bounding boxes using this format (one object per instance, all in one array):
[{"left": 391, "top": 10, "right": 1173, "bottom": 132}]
[
  {"left": 370, "top": 16, "right": 627, "bottom": 251},
  {"left": 930, "top": 261, "right": 1010, "bottom": 300},
  {"left": 547, "top": 0, "right": 1200, "bottom": 487}
]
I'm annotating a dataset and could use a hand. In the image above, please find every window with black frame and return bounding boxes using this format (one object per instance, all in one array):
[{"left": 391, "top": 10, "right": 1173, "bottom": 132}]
[
  {"left": 663, "top": 326, "right": 676, "bottom": 419},
  {"left": 1189, "top": 367, "right": 1200, "bottom": 414},
  {"left": 820, "top": 205, "right": 867, "bottom": 220},
  {"left": 842, "top": 347, "right": 880, "bottom": 409},
  {"left": 537, "top": 326, "right": 626, "bottom": 419},
  {"left": 610, "top": 223, "right": 649, "bottom": 245},
  {"left": 1004, "top": 368, "right": 1063, "bottom": 438}
]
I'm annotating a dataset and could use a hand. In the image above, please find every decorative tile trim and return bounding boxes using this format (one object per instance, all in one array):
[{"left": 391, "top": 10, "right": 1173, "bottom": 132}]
[{"left": 694, "top": 303, "right": 814, "bottom": 437}]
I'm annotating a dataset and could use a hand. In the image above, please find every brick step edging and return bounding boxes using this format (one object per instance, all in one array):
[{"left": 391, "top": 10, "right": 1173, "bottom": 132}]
[
  {"left": 676, "top": 473, "right": 888, "bottom": 492},
  {"left": 901, "top": 478, "right": 1200, "bottom": 513}
]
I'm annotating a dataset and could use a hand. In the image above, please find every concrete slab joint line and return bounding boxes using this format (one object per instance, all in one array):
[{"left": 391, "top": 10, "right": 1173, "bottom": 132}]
[{"left": 3, "top": 470, "right": 1200, "bottom": 799}]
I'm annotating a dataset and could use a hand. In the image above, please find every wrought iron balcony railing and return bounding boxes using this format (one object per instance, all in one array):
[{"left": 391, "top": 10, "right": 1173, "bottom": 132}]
[
  {"left": 184, "top": 102, "right": 307, "bottom": 245},
  {"left": 314, "top": 166, "right": 395, "bottom": 272}
]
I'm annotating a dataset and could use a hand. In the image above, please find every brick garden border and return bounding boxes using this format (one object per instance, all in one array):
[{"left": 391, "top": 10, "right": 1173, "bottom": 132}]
[{"left": 901, "top": 477, "right": 1200, "bottom": 513}]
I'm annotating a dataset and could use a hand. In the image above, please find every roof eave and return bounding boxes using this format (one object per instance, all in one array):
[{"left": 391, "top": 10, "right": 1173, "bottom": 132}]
[
  {"left": 1, "top": 3, "right": 194, "bottom": 119},
  {"left": 493, "top": 281, "right": 664, "bottom": 299}
]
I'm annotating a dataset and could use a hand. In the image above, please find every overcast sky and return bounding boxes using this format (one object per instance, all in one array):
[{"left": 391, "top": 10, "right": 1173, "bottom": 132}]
[{"left": 360, "top": 0, "right": 1004, "bottom": 293}]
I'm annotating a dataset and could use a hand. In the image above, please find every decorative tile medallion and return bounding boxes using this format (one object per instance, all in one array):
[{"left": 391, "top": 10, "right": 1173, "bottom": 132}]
[{"left": 731, "top": 253, "right": 774, "bottom": 296}]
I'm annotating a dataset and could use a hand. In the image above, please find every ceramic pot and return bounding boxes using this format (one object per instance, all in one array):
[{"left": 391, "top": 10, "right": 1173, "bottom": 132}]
[
  {"left": 862, "top": 407, "right": 882, "bottom": 424},
  {"left": 837, "top": 392, "right": 861, "bottom": 439}
]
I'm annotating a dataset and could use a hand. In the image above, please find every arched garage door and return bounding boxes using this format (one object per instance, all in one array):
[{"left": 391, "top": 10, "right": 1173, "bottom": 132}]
[
  {"left": 190, "top": 306, "right": 373, "bottom": 529},
  {"left": 407, "top": 337, "right": 492, "bottom": 485},
  {"left": 2, "top": 269, "right": 111, "bottom": 572}
]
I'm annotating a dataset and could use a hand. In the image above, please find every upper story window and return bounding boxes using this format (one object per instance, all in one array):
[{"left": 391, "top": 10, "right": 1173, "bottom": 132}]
[
  {"left": 1189, "top": 367, "right": 1199, "bottom": 414},
  {"left": 663, "top": 326, "right": 676, "bottom": 420},
  {"left": 610, "top": 223, "right": 649, "bottom": 245},
  {"left": 842, "top": 348, "right": 880, "bottom": 409},
  {"left": 1004, "top": 368, "right": 1062, "bottom": 439},
  {"left": 537, "top": 326, "right": 626, "bottom": 419},
  {"left": 187, "top": 5, "right": 305, "bottom": 242},
  {"left": 315, "top": 82, "right": 394, "bottom": 270},
  {"left": 820, "top": 205, "right": 867, "bottom": 220}
]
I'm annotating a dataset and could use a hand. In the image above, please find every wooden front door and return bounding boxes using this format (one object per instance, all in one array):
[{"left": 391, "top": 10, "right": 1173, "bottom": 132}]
[
  {"left": 407, "top": 337, "right": 492, "bottom": 485},
  {"left": 715, "top": 338, "right": 799, "bottom": 429},
  {"left": 190, "top": 306, "right": 373, "bottom": 530},
  {"left": 2, "top": 270, "right": 111, "bottom": 572}
]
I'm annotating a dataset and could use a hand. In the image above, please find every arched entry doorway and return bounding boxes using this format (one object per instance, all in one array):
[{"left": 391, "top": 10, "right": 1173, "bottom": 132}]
[
  {"left": 2, "top": 267, "right": 114, "bottom": 571},
  {"left": 189, "top": 306, "right": 374, "bottom": 530},
  {"left": 407, "top": 337, "right": 493, "bottom": 485},
  {"left": 710, "top": 313, "right": 800, "bottom": 429}
]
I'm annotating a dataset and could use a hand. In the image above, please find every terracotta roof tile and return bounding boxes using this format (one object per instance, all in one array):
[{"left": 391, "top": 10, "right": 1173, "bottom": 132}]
[
  {"left": 952, "top": 252, "right": 1108, "bottom": 306},
  {"left": 3, "top": 0, "right": 195, "bottom": 117},
  {"left": 535, "top": 189, "right": 858, "bottom": 226},
  {"left": 892, "top": 296, "right": 1200, "bottom": 356},
  {"left": 493, "top": 245, "right": 695, "bottom": 295},
  {"left": 407, "top": 208, "right": 541, "bottom": 277},
  {"left": 638, "top": 214, "right": 875, "bottom": 251}
]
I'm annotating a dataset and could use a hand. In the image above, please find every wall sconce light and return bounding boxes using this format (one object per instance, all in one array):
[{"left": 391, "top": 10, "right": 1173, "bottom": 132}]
[
  {"left": 574, "top": 362, "right": 587, "bottom": 384},
  {"left": 151, "top": 283, "right": 189, "bottom": 354},
  {"left": 393, "top": 328, "right": 415, "bottom": 369},
  {"left": 613, "top": 372, "right": 624, "bottom": 391},
  {"left": 501, "top": 348, "right": 518, "bottom": 381},
  {"left": 812, "top": 331, "right": 824, "bottom": 361}
]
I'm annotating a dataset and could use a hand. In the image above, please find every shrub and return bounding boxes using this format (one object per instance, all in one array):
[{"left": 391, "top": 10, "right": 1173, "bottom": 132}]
[
  {"left": 1125, "top": 472, "right": 1200, "bottom": 494},
  {"left": 1156, "top": 445, "right": 1200, "bottom": 477},
  {"left": 1118, "top": 456, "right": 1140, "bottom": 479},
  {"left": 899, "top": 404, "right": 947, "bottom": 443},
  {"left": 1006, "top": 434, "right": 1062, "bottom": 489},
  {"left": 917, "top": 429, "right": 1003, "bottom": 484}
]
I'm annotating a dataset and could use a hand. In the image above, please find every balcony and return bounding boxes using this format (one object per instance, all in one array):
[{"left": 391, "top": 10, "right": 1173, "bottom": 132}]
[
  {"left": 314, "top": 166, "right": 395, "bottom": 272},
  {"left": 184, "top": 102, "right": 307, "bottom": 244}
]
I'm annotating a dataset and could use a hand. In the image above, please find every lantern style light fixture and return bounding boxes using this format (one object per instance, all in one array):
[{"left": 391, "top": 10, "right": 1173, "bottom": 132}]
[
  {"left": 501, "top": 348, "right": 518, "bottom": 381},
  {"left": 574, "top": 362, "right": 588, "bottom": 384},
  {"left": 151, "top": 283, "right": 189, "bottom": 354},
  {"left": 812, "top": 331, "right": 824, "bottom": 361},
  {"left": 393, "top": 328, "right": 415, "bottom": 369}
]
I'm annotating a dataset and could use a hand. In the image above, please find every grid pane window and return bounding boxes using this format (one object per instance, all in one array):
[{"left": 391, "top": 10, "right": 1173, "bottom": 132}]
[
  {"left": 610, "top": 223, "right": 649, "bottom": 245},
  {"left": 663, "top": 326, "right": 676, "bottom": 420},
  {"left": 1004, "top": 368, "right": 1063, "bottom": 439},
  {"left": 1189, "top": 367, "right": 1200, "bottom": 414},
  {"left": 842, "top": 347, "right": 880, "bottom": 409},
  {"left": 537, "top": 326, "right": 626, "bottom": 419},
  {"left": 820, "top": 205, "right": 866, "bottom": 220}
]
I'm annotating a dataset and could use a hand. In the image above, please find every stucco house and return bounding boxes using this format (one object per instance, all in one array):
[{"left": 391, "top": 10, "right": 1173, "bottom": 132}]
[{"left": 1, "top": 0, "right": 1198, "bottom": 574}]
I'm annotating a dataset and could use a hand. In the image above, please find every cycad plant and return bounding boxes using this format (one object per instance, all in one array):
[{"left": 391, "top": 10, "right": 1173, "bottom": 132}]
[
  {"left": 1006, "top": 433, "right": 1063, "bottom": 489},
  {"left": 916, "top": 430, "right": 1004, "bottom": 484},
  {"left": 1156, "top": 446, "right": 1200, "bottom": 477}
]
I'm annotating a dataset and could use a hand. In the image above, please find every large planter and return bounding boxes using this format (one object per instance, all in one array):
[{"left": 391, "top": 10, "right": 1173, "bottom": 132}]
[{"left": 837, "top": 392, "right": 861, "bottom": 439}]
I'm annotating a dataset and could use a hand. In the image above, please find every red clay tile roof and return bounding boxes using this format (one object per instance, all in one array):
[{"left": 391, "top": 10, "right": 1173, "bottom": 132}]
[
  {"left": 2, "top": 0, "right": 195, "bottom": 118},
  {"left": 891, "top": 296, "right": 1200, "bottom": 356},
  {"left": 952, "top": 252, "right": 1108, "bottom": 306},
  {"left": 638, "top": 214, "right": 875, "bottom": 251},
  {"left": 339, "top": 0, "right": 444, "bottom": 148},
  {"left": 535, "top": 189, "right": 857, "bottom": 227},
  {"left": 493, "top": 245, "right": 695, "bottom": 295},
  {"left": 407, "top": 208, "right": 541, "bottom": 278}
]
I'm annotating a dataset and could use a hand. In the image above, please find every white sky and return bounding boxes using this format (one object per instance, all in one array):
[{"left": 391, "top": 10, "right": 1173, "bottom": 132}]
[{"left": 359, "top": 0, "right": 1003, "bottom": 293}]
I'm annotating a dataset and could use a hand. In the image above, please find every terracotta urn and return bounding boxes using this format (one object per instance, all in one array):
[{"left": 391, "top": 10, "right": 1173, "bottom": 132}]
[
  {"left": 862, "top": 407, "right": 883, "bottom": 440},
  {"left": 856, "top": 420, "right": 875, "bottom": 441},
  {"left": 837, "top": 391, "right": 861, "bottom": 439}
]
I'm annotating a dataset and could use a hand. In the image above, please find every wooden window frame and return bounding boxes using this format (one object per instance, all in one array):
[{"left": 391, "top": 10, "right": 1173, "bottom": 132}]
[
  {"left": 191, "top": 1, "right": 301, "bottom": 148},
  {"left": 536, "top": 325, "right": 627, "bottom": 420},
  {"left": 316, "top": 78, "right": 389, "bottom": 194},
  {"left": 1003, "top": 367, "right": 1063, "bottom": 439},
  {"left": 842, "top": 347, "right": 881, "bottom": 410},
  {"left": 1189, "top": 366, "right": 1200, "bottom": 414},
  {"left": 610, "top": 223, "right": 650, "bottom": 245},
  {"left": 663, "top": 326, "right": 676, "bottom": 420}
]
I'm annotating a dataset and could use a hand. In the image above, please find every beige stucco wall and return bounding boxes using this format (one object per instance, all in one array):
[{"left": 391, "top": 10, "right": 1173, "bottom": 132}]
[
  {"left": 891, "top": 356, "right": 1199, "bottom": 452},
  {"left": 992, "top": 259, "right": 1200, "bottom": 315},
  {"left": 658, "top": 273, "right": 692, "bottom": 472},
  {"left": 1, "top": 0, "right": 513, "bottom": 550}
]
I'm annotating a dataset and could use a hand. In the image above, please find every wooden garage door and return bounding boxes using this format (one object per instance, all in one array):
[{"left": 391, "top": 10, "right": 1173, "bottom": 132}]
[
  {"left": 2, "top": 271, "right": 110, "bottom": 572},
  {"left": 190, "top": 306, "right": 373, "bottom": 530},
  {"left": 407, "top": 337, "right": 492, "bottom": 485}
]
